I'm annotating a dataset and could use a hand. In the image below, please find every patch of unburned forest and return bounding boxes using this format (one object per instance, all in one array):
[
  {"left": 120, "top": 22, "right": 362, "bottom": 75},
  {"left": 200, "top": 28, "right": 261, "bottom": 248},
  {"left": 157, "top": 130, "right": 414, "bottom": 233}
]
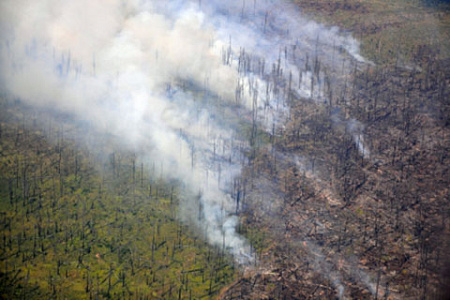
[{"left": 0, "top": 100, "right": 238, "bottom": 299}]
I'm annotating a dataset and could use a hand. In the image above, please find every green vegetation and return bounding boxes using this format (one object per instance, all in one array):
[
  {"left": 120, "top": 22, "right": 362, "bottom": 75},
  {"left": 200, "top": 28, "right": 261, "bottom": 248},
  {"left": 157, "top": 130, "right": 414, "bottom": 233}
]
[
  {"left": 0, "top": 99, "right": 236, "bottom": 299},
  {"left": 296, "top": 0, "right": 450, "bottom": 65}
]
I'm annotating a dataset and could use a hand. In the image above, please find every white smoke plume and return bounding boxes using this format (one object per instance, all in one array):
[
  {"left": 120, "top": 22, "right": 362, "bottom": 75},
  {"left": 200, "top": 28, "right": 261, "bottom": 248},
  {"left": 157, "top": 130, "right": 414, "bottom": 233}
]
[
  {"left": 347, "top": 118, "right": 371, "bottom": 159},
  {"left": 332, "top": 108, "right": 371, "bottom": 159},
  {"left": 0, "top": 0, "right": 366, "bottom": 264}
]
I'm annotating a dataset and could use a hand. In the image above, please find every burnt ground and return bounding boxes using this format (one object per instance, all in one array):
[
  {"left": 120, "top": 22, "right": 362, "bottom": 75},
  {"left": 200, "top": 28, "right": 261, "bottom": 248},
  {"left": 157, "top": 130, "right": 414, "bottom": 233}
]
[{"left": 219, "top": 2, "right": 450, "bottom": 299}]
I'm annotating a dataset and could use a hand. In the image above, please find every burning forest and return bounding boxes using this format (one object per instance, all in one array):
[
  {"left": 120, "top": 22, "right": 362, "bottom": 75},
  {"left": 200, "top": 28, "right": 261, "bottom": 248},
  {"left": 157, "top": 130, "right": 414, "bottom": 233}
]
[{"left": 0, "top": 0, "right": 449, "bottom": 299}]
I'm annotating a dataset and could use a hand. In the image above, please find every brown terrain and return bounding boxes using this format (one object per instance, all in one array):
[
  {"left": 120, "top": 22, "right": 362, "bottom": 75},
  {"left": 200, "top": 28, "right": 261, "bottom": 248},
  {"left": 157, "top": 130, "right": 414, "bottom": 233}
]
[{"left": 220, "top": 1, "right": 450, "bottom": 299}]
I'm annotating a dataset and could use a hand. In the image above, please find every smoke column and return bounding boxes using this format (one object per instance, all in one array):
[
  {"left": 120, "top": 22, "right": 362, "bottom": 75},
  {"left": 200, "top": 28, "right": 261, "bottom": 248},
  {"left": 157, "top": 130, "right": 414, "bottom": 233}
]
[{"left": 0, "top": 0, "right": 367, "bottom": 264}]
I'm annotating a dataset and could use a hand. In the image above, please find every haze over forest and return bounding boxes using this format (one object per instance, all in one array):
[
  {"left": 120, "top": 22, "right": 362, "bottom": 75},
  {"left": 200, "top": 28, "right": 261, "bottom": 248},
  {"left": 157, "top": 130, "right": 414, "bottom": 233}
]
[{"left": 0, "top": 0, "right": 449, "bottom": 299}]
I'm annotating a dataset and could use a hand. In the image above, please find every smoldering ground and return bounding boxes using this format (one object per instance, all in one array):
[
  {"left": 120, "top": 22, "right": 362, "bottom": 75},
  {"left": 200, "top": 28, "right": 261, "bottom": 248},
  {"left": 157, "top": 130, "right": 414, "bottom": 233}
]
[{"left": 0, "top": 0, "right": 369, "bottom": 268}]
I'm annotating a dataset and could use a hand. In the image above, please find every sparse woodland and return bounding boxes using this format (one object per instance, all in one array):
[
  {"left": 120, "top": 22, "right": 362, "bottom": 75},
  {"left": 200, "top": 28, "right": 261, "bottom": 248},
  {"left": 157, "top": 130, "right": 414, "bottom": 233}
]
[
  {"left": 221, "top": 1, "right": 450, "bottom": 299},
  {"left": 222, "top": 52, "right": 449, "bottom": 299},
  {"left": 0, "top": 101, "right": 237, "bottom": 299},
  {"left": 1, "top": 0, "right": 449, "bottom": 300}
]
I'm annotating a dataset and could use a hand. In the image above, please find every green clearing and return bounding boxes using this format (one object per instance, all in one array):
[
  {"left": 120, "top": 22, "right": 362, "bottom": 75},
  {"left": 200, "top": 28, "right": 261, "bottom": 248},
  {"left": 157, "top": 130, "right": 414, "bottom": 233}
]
[
  {"left": 0, "top": 100, "right": 237, "bottom": 299},
  {"left": 295, "top": 0, "right": 450, "bottom": 65}
]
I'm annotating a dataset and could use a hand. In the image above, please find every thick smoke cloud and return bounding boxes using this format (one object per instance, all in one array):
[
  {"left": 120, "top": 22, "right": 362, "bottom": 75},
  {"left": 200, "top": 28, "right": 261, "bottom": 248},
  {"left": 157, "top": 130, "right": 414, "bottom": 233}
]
[{"left": 0, "top": 0, "right": 367, "bottom": 264}]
